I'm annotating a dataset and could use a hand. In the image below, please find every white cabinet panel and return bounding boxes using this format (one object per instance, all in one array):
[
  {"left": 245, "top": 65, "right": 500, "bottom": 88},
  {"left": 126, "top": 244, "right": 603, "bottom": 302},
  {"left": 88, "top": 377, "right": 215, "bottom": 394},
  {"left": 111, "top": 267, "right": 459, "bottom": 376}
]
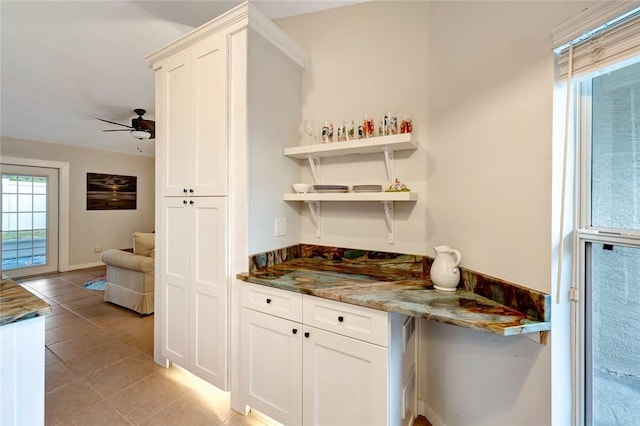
[
  {"left": 0, "top": 317, "right": 45, "bottom": 426},
  {"left": 242, "top": 308, "right": 302, "bottom": 425},
  {"left": 191, "top": 35, "right": 228, "bottom": 196},
  {"left": 157, "top": 33, "right": 227, "bottom": 197},
  {"left": 302, "top": 325, "right": 388, "bottom": 426},
  {"left": 165, "top": 282, "right": 188, "bottom": 363},
  {"left": 161, "top": 50, "right": 191, "bottom": 196},
  {"left": 190, "top": 197, "right": 227, "bottom": 387},
  {"left": 162, "top": 198, "right": 190, "bottom": 364},
  {"left": 160, "top": 197, "right": 227, "bottom": 389}
]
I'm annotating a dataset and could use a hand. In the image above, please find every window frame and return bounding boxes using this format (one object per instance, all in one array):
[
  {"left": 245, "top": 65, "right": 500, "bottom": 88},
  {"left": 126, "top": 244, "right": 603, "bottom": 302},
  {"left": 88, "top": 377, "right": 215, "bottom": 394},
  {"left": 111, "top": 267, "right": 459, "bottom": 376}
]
[{"left": 574, "top": 62, "right": 640, "bottom": 425}]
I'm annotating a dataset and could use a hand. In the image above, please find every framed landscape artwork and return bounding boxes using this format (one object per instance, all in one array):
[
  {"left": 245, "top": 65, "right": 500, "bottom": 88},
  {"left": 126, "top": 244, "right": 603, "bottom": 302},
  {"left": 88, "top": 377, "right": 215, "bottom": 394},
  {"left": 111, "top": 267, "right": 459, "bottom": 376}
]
[{"left": 86, "top": 173, "right": 137, "bottom": 210}]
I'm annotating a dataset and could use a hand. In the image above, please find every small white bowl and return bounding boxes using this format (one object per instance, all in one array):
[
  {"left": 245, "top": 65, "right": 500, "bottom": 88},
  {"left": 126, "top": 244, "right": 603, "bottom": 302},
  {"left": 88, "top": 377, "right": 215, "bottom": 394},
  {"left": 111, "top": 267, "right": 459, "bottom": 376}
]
[{"left": 293, "top": 183, "right": 312, "bottom": 193}]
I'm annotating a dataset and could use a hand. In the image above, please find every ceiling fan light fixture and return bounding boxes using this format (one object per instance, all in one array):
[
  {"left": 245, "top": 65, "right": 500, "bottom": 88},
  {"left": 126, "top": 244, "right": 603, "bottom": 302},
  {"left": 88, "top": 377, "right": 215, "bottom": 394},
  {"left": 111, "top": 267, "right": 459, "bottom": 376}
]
[{"left": 130, "top": 129, "right": 151, "bottom": 140}]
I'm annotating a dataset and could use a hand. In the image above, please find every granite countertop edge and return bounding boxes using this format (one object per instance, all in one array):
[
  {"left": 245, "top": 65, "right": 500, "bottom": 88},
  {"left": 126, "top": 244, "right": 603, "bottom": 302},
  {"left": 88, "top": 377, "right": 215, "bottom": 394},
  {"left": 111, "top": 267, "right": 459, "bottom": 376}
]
[
  {"left": 236, "top": 272, "right": 551, "bottom": 337},
  {"left": 0, "top": 276, "right": 51, "bottom": 327}
]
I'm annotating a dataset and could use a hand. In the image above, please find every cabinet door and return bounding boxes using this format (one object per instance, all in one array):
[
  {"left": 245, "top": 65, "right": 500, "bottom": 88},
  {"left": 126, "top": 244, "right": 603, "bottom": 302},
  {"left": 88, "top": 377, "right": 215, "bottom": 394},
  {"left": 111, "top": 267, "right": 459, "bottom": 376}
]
[
  {"left": 241, "top": 308, "right": 302, "bottom": 425},
  {"left": 190, "top": 33, "right": 228, "bottom": 196},
  {"left": 158, "top": 49, "right": 192, "bottom": 197},
  {"left": 189, "top": 197, "right": 227, "bottom": 389},
  {"left": 160, "top": 198, "right": 190, "bottom": 364},
  {"left": 303, "top": 326, "right": 388, "bottom": 426}
]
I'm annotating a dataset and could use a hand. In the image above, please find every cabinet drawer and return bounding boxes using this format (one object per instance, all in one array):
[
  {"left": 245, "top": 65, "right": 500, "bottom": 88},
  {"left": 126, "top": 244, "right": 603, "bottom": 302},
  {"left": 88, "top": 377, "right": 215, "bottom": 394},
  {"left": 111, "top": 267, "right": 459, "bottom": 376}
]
[
  {"left": 303, "top": 295, "right": 389, "bottom": 346},
  {"left": 241, "top": 283, "right": 302, "bottom": 322}
]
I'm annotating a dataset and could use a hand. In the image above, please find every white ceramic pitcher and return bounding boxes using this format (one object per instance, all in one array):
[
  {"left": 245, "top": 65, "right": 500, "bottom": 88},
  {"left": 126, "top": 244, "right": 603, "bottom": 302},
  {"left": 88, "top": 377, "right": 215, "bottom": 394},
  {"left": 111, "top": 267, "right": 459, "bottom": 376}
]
[{"left": 430, "top": 245, "right": 462, "bottom": 292}]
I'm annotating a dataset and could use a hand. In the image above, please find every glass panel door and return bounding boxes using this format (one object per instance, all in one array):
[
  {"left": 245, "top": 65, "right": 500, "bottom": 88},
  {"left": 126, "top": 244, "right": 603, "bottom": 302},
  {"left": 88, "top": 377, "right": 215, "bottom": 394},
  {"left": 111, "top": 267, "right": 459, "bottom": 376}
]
[{"left": 0, "top": 165, "right": 58, "bottom": 277}]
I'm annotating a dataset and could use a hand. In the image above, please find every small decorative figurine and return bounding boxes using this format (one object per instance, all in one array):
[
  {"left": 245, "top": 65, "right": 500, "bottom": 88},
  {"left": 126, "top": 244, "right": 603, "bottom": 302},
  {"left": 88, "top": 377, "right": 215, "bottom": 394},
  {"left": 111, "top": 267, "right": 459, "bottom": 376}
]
[{"left": 386, "top": 178, "right": 410, "bottom": 192}]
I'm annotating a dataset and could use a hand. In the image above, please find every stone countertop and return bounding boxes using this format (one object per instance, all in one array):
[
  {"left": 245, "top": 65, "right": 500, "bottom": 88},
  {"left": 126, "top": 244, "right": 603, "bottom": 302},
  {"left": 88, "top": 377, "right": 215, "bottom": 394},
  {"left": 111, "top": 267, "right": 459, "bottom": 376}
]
[
  {"left": 237, "top": 256, "right": 551, "bottom": 337},
  {"left": 0, "top": 275, "right": 50, "bottom": 326}
]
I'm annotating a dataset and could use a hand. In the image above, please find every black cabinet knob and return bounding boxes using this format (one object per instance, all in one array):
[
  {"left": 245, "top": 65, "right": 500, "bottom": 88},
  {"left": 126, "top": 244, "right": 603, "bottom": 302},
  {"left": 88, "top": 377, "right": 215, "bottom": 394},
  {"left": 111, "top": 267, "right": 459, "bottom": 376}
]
[
  {"left": 183, "top": 188, "right": 188, "bottom": 193},
  {"left": 189, "top": 188, "right": 194, "bottom": 193},
  {"left": 183, "top": 200, "right": 188, "bottom": 205},
  {"left": 338, "top": 316, "right": 344, "bottom": 323},
  {"left": 266, "top": 298, "right": 272, "bottom": 304},
  {"left": 292, "top": 328, "right": 298, "bottom": 334},
  {"left": 189, "top": 200, "right": 194, "bottom": 205},
  {"left": 304, "top": 332, "right": 310, "bottom": 338}
]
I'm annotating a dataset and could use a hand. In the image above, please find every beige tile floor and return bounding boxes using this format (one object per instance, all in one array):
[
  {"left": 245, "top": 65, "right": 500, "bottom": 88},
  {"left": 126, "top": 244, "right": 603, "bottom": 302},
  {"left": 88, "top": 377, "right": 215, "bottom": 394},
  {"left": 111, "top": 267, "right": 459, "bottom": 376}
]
[{"left": 19, "top": 267, "right": 270, "bottom": 426}]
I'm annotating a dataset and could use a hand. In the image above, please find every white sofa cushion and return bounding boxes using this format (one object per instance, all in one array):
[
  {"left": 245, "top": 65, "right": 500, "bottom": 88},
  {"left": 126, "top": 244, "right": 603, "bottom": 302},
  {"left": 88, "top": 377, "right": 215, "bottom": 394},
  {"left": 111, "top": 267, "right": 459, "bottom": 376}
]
[{"left": 133, "top": 232, "right": 154, "bottom": 257}]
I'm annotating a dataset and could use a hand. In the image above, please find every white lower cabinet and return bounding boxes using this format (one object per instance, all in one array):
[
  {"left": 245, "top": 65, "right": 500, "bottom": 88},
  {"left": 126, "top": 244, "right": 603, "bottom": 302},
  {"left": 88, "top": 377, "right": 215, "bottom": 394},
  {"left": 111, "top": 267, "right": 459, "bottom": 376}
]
[
  {"left": 242, "top": 308, "right": 303, "bottom": 425},
  {"left": 302, "top": 324, "right": 388, "bottom": 426},
  {"left": 241, "top": 282, "right": 414, "bottom": 426}
]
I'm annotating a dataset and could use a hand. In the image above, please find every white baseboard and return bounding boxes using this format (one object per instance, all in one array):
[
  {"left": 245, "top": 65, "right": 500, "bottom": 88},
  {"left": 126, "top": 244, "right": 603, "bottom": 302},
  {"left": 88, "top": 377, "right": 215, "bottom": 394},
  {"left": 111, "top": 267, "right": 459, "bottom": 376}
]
[
  {"left": 66, "top": 261, "right": 104, "bottom": 271},
  {"left": 418, "top": 399, "right": 447, "bottom": 426}
]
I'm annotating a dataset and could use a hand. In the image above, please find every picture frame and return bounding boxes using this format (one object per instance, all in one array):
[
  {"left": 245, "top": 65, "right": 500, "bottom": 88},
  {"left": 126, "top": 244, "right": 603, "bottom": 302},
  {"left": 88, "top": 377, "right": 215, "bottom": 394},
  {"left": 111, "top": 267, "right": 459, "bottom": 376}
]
[{"left": 86, "top": 173, "right": 137, "bottom": 210}]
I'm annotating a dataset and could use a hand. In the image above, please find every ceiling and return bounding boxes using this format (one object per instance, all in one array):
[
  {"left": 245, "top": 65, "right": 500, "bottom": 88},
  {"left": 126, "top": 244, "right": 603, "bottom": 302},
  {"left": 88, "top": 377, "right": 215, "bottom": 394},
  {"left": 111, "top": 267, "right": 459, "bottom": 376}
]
[{"left": 0, "top": 1, "right": 362, "bottom": 157}]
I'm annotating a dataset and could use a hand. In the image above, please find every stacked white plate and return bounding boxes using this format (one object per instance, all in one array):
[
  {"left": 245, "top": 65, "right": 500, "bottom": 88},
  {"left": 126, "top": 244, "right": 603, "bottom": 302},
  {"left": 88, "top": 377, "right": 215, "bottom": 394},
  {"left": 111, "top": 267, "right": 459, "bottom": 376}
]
[
  {"left": 352, "top": 185, "right": 382, "bottom": 192},
  {"left": 313, "top": 184, "right": 349, "bottom": 193}
]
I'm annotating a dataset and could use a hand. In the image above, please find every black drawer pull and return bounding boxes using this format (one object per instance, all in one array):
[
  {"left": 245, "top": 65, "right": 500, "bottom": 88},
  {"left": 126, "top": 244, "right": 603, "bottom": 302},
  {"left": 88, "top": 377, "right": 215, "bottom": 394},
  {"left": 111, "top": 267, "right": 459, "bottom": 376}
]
[
  {"left": 183, "top": 200, "right": 188, "bottom": 205},
  {"left": 189, "top": 200, "right": 194, "bottom": 205},
  {"left": 266, "top": 298, "right": 272, "bottom": 304},
  {"left": 189, "top": 188, "right": 194, "bottom": 193},
  {"left": 292, "top": 328, "right": 298, "bottom": 334},
  {"left": 304, "top": 332, "right": 310, "bottom": 338},
  {"left": 183, "top": 188, "right": 188, "bottom": 193},
  {"left": 338, "top": 316, "right": 344, "bottom": 323}
]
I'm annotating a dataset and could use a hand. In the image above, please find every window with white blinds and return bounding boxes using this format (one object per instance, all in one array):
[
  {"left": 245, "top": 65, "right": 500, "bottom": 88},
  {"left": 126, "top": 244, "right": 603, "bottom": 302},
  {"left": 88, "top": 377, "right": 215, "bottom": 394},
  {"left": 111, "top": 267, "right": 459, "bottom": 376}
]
[{"left": 553, "top": 2, "right": 640, "bottom": 81}]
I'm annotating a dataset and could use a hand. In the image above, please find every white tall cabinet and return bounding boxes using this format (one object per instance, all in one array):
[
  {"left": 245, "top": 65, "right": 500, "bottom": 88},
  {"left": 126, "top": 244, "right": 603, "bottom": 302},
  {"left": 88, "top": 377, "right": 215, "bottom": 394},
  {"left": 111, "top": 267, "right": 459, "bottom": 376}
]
[{"left": 147, "top": 2, "right": 308, "bottom": 394}]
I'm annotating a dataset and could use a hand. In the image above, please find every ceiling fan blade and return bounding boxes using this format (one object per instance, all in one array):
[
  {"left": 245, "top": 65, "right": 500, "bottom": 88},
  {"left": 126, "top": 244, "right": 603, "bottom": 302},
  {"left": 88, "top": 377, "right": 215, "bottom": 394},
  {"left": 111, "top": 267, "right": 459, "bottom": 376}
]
[
  {"left": 102, "top": 129, "right": 132, "bottom": 132},
  {"left": 96, "top": 117, "right": 134, "bottom": 129},
  {"left": 145, "top": 121, "right": 155, "bottom": 139}
]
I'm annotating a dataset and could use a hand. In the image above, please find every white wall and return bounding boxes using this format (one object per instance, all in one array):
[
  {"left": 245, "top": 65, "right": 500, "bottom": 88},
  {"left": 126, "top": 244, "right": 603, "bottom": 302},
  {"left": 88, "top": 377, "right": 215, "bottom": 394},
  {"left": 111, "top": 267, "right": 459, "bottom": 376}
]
[
  {"left": 247, "top": 29, "right": 303, "bottom": 255},
  {"left": 277, "top": 1, "right": 592, "bottom": 424},
  {"left": 277, "top": 1, "right": 430, "bottom": 255},
  {"left": 1, "top": 136, "right": 155, "bottom": 269}
]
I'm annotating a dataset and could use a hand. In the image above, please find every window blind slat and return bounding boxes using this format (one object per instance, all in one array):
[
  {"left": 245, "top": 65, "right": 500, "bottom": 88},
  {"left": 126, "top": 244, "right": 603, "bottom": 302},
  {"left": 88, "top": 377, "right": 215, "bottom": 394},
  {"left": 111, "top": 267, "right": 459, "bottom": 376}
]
[{"left": 555, "top": 7, "right": 640, "bottom": 81}]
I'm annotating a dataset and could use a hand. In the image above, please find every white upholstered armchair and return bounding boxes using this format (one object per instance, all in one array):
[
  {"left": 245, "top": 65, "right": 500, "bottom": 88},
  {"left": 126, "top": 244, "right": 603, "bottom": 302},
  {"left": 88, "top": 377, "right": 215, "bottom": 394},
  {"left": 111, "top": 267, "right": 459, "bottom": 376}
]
[{"left": 100, "top": 232, "right": 154, "bottom": 315}]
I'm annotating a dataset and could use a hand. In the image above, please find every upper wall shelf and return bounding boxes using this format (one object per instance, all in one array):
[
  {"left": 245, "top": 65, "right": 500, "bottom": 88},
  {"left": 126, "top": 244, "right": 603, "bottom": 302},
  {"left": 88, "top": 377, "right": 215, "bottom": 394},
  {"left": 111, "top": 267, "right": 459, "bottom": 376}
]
[
  {"left": 283, "top": 133, "right": 417, "bottom": 159},
  {"left": 283, "top": 191, "right": 417, "bottom": 202}
]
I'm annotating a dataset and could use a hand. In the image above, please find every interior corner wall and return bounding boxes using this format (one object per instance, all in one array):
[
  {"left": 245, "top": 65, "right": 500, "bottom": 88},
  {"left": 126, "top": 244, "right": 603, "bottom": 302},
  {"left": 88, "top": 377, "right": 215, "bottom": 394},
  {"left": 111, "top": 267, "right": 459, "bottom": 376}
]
[
  {"left": 277, "top": 1, "right": 593, "bottom": 425},
  {"left": 0, "top": 137, "right": 155, "bottom": 269}
]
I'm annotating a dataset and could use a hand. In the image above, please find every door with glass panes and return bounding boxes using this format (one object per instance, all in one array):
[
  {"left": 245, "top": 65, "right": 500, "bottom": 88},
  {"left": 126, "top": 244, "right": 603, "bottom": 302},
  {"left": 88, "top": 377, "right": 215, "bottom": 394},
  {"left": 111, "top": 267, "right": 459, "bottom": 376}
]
[{"left": 1, "top": 164, "right": 58, "bottom": 277}]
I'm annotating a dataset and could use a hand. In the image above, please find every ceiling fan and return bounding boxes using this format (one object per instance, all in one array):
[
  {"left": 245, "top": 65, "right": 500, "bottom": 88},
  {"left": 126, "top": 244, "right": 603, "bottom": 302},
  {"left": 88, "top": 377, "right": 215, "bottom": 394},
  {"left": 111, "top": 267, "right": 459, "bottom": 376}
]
[{"left": 96, "top": 108, "right": 155, "bottom": 141}]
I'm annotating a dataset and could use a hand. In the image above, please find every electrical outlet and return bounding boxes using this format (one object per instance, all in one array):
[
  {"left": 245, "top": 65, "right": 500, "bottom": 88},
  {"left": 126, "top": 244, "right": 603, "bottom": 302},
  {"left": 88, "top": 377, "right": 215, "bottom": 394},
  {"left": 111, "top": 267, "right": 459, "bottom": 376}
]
[
  {"left": 274, "top": 217, "right": 286, "bottom": 237},
  {"left": 94, "top": 245, "right": 102, "bottom": 253}
]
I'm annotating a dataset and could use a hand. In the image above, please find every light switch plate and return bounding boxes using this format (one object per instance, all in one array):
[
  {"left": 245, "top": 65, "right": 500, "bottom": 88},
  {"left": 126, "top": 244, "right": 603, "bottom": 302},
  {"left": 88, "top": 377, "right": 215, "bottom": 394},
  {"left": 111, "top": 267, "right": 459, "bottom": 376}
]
[{"left": 274, "top": 217, "right": 286, "bottom": 237}]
